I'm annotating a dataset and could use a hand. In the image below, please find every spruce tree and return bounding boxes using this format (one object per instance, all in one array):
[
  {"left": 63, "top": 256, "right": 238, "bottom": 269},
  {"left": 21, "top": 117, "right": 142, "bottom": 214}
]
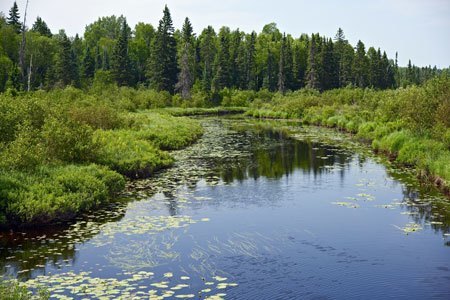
[
  {"left": 148, "top": 5, "right": 178, "bottom": 93},
  {"left": 229, "top": 29, "right": 244, "bottom": 88},
  {"left": 306, "top": 34, "right": 319, "bottom": 90},
  {"left": 82, "top": 46, "right": 96, "bottom": 79},
  {"left": 176, "top": 17, "right": 195, "bottom": 99},
  {"left": 55, "top": 31, "right": 77, "bottom": 86},
  {"left": 245, "top": 31, "right": 257, "bottom": 90},
  {"left": 31, "top": 17, "right": 52, "bottom": 37},
  {"left": 213, "top": 27, "right": 231, "bottom": 91},
  {"left": 277, "top": 34, "right": 287, "bottom": 93},
  {"left": 199, "top": 26, "right": 217, "bottom": 92},
  {"left": 320, "top": 38, "right": 339, "bottom": 90},
  {"left": 353, "top": 40, "right": 368, "bottom": 88},
  {"left": 111, "top": 19, "right": 132, "bottom": 86},
  {"left": 7, "top": 1, "right": 21, "bottom": 34}
]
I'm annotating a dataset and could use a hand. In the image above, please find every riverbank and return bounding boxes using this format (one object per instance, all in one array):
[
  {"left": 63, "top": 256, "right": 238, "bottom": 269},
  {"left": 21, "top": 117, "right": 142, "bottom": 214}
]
[
  {"left": 245, "top": 76, "right": 450, "bottom": 195},
  {"left": 0, "top": 90, "right": 203, "bottom": 227}
]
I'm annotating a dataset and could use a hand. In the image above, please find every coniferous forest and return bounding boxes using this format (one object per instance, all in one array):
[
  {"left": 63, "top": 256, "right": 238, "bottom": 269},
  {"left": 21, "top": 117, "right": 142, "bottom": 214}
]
[{"left": 0, "top": 4, "right": 446, "bottom": 94}]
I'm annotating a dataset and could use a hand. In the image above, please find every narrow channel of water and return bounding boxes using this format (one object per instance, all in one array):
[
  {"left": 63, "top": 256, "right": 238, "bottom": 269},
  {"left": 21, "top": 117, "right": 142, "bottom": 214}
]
[{"left": 1, "top": 117, "right": 449, "bottom": 299}]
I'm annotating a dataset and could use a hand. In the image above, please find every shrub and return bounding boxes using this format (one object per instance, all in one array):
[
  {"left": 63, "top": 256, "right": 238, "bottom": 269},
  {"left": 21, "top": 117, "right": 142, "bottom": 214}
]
[
  {"left": 93, "top": 130, "right": 173, "bottom": 178},
  {"left": 42, "top": 117, "right": 98, "bottom": 163},
  {"left": 0, "top": 165, "right": 124, "bottom": 225}
]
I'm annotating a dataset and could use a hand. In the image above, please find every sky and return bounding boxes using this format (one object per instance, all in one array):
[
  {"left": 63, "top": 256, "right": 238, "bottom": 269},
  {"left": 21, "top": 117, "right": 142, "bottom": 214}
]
[{"left": 1, "top": 0, "right": 449, "bottom": 67}]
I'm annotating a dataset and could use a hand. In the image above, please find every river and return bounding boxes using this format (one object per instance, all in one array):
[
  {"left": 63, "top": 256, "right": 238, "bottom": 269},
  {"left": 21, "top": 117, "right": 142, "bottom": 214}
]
[{"left": 1, "top": 117, "right": 449, "bottom": 299}]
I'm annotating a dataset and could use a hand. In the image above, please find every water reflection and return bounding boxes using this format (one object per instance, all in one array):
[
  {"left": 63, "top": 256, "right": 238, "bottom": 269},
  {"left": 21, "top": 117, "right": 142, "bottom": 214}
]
[{"left": 0, "top": 117, "right": 449, "bottom": 289}]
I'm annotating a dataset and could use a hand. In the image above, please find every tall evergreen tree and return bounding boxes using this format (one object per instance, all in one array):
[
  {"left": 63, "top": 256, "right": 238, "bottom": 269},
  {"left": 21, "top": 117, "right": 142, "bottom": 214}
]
[
  {"left": 353, "top": 40, "right": 368, "bottom": 88},
  {"left": 7, "top": 1, "right": 21, "bottom": 34},
  {"left": 292, "top": 37, "right": 308, "bottom": 89},
  {"left": 55, "top": 31, "right": 77, "bottom": 86},
  {"left": 306, "top": 34, "right": 319, "bottom": 90},
  {"left": 95, "top": 46, "right": 102, "bottom": 70},
  {"left": 82, "top": 46, "right": 95, "bottom": 80},
  {"left": 213, "top": 27, "right": 231, "bottom": 91},
  {"left": 31, "top": 17, "right": 52, "bottom": 37},
  {"left": 229, "top": 29, "right": 244, "bottom": 88},
  {"left": 381, "top": 51, "right": 395, "bottom": 89},
  {"left": 334, "top": 28, "right": 351, "bottom": 87},
  {"left": 111, "top": 19, "right": 132, "bottom": 86},
  {"left": 367, "top": 46, "right": 381, "bottom": 88},
  {"left": 148, "top": 5, "right": 178, "bottom": 93},
  {"left": 176, "top": 17, "right": 195, "bottom": 99},
  {"left": 320, "top": 38, "right": 339, "bottom": 90},
  {"left": 244, "top": 31, "right": 257, "bottom": 90},
  {"left": 198, "top": 26, "right": 217, "bottom": 92},
  {"left": 277, "top": 35, "right": 286, "bottom": 93}
]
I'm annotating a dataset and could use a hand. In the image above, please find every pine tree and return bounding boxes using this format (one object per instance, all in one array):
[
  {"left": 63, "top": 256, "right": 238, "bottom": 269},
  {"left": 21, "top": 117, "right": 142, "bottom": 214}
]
[
  {"left": 292, "top": 37, "right": 308, "bottom": 89},
  {"left": 406, "top": 59, "right": 414, "bottom": 84},
  {"left": 367, "top": 47, "right": 381, "bottom": 88},
  {"left": 148, "top": 5, "right": 178, "bottom": 93},
  {"left": 262, "top": 48, "right": 277, "bottom": 91},
  {"left": 320, "top": 38, "right": 339, "bottom": 90},
  {"left": 284, "top": 36, "right": 294, "bottom": 90},
  {"left": 213, "top": 27, "right": 231, "bottom": 91},
  {"left": 333, "top": 28, "right": 350, "bottom": 87},
  {"left": 111, "top": 19, "right": 132, "bottom": 86},
  {"left": 82, "top": 46, "right": 95, "bottom": 79},
  {"left": 306, "top": 34, "right": 319, "bottom": 90},
  {"left": 229, "top": 29, "right": 243, "bottom": 88},
  {"left": 199, "top": 26, "right": 217, "bottom": 92},
  {"left": 7, "top": 1, "right": 22, "bottom": 34},
  {"left": 381, "top": 51, "right": 395, "bottom": 89},
  {"left": 277, "top": 34, "right": 287, "bottom": 93},
  {"left": 353, "top": 40, "right": 368, "bottom": 88},
  {"left": 55, "top": 31, "right": 77, "bottom": 86},
  {"left": 245, "top": 31, "right": 257, "bottom": 90},
  {"left": 31, "top": 17, "right": 52, "bottom": 37},
  {"left": 95, "top": 46, "right": 102, "bottom": 70},
  {"left": 175, "top": 17, "right": 195, "bottom": 99}
]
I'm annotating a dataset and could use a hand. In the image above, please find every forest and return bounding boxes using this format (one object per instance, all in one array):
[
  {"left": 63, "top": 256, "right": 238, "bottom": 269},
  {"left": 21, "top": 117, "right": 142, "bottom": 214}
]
[
  {"left": 0, "top": 3, "right": 446, "bottom": 96},
  {"left": 0, "top": 2, "right": 449, "bottom": 227}
]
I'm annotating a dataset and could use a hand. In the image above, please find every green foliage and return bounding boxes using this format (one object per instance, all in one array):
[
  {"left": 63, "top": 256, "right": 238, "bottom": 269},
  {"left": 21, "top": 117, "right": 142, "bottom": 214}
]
[
  {"left": 124, "top": 112, "right": 203, "bottom": 150},
  {"left": 0, "top": 86, "right": 203, "bottom": 226},
  {"left": 93, "top": 130, "right": 173, "bottom": 178},
  {"left": 42, "top": 117, "right": 98, "bottom": 163},
  {"left": 0, "top": 165, "right": 125, "bottom": 225}
]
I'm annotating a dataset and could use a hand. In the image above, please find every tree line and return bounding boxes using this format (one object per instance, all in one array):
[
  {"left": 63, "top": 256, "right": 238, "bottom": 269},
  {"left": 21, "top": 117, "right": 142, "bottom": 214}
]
[{"left": 0, "top": 2, "right": 447, "bottom": 96}]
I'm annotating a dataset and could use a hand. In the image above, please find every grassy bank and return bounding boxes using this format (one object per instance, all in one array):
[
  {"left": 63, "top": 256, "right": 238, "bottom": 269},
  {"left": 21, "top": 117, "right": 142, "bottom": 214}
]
[
  {"left": 0, "top": 89, "right": 203, "bottom": 227},
  {"left": 246, "top": 76, "right": 450, "bottom": 193}
]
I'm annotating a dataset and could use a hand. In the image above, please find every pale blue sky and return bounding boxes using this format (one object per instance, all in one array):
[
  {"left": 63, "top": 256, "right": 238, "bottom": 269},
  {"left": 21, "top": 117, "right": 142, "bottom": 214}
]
[{"left": 1, "top": 0, "right": 449, "bottom": 67}]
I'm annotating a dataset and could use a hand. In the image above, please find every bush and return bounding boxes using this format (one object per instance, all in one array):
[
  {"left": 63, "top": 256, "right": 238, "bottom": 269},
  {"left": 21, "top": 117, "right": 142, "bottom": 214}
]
[
  {"left": 42, "top": 117, "right": 98, "bottom": 163},
  {"left": 93, "top": 130, "right": 173, "bottom": 178},
  {"left": 0, "top": 165, "right": 125, "bottom": 225},
  {"left": 68, "top": 104, "right": 123, "bottom": 130}
]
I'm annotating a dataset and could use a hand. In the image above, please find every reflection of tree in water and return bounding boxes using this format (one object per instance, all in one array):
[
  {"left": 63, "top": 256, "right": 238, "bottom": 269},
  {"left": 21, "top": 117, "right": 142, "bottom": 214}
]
[
  {"left": 0, "top": 201, "right": 128, "bottom": 279},
  {"left": 389, "top": 168, "right": 450, "bottom": 237},
  {"left": 214, "top": 128, "right": 352, "bottom": 183}
]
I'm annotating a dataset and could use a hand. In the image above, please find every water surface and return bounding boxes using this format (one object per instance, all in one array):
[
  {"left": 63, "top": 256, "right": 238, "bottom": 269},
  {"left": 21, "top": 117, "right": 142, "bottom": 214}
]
[{"left": 1, "top": 117, "right": 449, "bottom": 299}]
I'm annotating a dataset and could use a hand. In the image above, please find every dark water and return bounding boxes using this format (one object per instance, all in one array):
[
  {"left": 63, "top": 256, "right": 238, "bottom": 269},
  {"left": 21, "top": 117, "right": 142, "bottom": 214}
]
[{"left": 1, "top": 117, "right": 449, "bottom": 299}]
